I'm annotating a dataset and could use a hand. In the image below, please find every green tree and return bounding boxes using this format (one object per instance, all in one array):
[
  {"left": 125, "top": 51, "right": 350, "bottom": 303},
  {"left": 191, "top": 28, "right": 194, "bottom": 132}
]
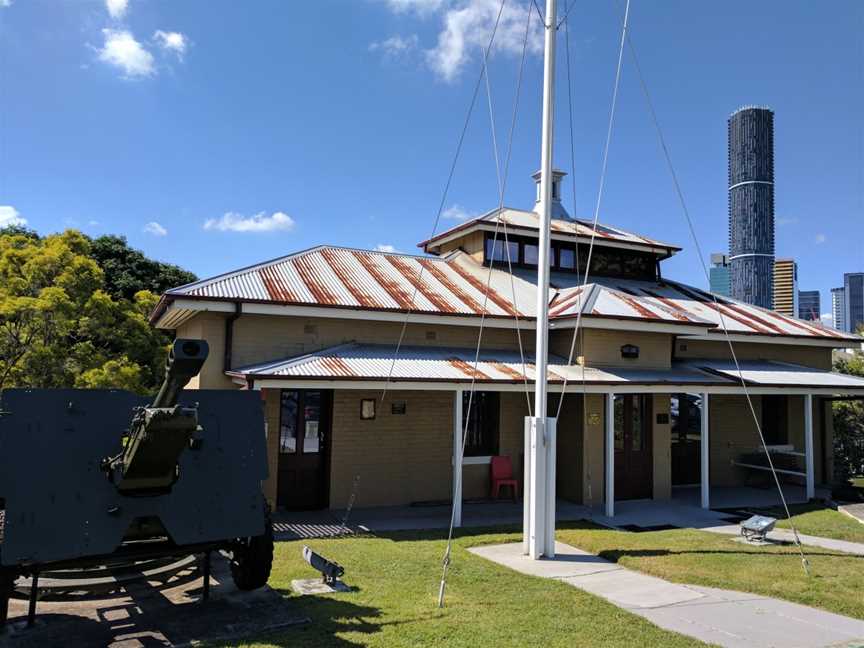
[
  {"left": 833, "top": 342, "right": 864, "bottom": 485},
  {"left": 89, "top": 235, "right": 197, "bottom": 301}
]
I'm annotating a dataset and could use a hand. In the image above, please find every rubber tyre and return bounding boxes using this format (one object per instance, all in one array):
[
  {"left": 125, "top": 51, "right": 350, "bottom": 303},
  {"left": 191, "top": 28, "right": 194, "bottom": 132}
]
[
  {"left": 230, "top": 505, "right": 274, "bottom": 591},
  {"left": 0, "top": 568, "right": 15, "bottom": 628}
]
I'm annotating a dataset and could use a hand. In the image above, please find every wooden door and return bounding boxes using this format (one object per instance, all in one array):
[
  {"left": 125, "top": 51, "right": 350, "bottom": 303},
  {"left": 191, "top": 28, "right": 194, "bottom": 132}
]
[
  {"left": 277, "top": 389, "right": 331, "bottom": 510},
  {"left": 613, "top": 395, "right": 653, "bottom": 500}
]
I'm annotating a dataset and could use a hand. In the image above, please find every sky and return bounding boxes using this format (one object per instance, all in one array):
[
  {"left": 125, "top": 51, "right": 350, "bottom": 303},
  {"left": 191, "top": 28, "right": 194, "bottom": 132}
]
[{"left": 1, "top": 0, "right": 862, "bottom": 323}]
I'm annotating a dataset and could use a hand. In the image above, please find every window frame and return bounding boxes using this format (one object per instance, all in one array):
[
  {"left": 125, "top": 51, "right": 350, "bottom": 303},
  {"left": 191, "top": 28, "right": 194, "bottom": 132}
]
[{"left": 462, "top": 391, "right": 500, "bottom": 457}]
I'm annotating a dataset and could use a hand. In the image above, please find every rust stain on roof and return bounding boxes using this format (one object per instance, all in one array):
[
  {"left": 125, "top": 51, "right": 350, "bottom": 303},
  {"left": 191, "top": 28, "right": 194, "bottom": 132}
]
[
  {"left": 352, "top": 251, "right": 415, "bottom": 310},
  {"left": 385, "top": 256, "right": 458, "bottom": 314},
  {"left": 319, "top": 356, "right": 356, "bottom": 377},
  {"left": 320, "top": 248, "right": 382, "bottom": 309},
  {"left": 259, "top": 265, "right": 298, "bottom": 302},
  {"left": 418, "top": 259, "right": 487, "bottom": 315},
  {"left": 753, "top": 305, "right": 842, "bottom": 339},
  {"left": 491, "top": 361, "right": 526, "bottom": 381},
  {"left": 549, "top": 288, "right": 584, "bottom": 316},
  {"left": 608, "top": 290, "right": 661, "bottom": 320},
  {"left": 448, "top": 358, "right": 490, "bottom": 380},
  {"left": 635, "top": 288, "right": 693, "bottom": 323},
  {"left": 292, "top": 255, "right": 339, "bottom": 305},
  {"left": 669, "top": 284, "right": 774, "bottom": 334},
  {"left": 446, "top": 259, "right": 522, "bottom": 317}
]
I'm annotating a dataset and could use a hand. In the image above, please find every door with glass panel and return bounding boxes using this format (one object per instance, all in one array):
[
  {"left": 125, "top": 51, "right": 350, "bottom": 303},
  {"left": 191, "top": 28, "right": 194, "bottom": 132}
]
[
  {"left": 277, "top": 389, "right": 331, "bottom": 509},
  {"left": 613, "top": 394, "right": 653, "bottom": 500}
]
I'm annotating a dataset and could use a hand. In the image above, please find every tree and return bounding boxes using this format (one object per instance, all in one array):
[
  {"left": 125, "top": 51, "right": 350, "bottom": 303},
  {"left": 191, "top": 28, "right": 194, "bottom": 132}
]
[
  {"left": 88, "top": 235, "right": 197, "bottom": 301},
  {"left": 0, "top": 229, "right": 191, "bottom": 394},
  {"left": 833, "top": 342, "right": 864, "bottom": 486}
]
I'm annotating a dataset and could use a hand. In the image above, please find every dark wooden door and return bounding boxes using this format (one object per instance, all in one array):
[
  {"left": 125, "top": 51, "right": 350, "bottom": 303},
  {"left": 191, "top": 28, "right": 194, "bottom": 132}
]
[
  {"left": 613, "top": 395, "right": 653, "bottom": 500},
  {"left": 277, "top": 389, "right": 331, "bottom": 510}
]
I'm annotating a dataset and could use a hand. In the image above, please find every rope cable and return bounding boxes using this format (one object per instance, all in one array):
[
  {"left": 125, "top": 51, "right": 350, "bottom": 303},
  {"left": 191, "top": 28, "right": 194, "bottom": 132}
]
[
  {"left": 380, "top": 0, "right": 509, "bottom": 406},
  {"left": 623, "top": 27, "right": 810, "bottom": 574}
]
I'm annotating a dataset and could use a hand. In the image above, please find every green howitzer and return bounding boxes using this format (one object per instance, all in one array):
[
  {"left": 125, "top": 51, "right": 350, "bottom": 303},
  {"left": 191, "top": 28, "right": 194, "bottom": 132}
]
[{"left": 103, "top": 338, "right": 209, "bottom": 495}]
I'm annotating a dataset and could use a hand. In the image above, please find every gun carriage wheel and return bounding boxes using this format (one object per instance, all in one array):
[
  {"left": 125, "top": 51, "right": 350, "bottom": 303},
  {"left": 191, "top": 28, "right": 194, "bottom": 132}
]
[{"left": 229, "top": 502, "right": 274, "bottom": 591}]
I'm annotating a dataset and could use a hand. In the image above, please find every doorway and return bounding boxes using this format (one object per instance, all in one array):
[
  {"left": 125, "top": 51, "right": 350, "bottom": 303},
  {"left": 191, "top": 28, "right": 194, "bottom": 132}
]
[
  {"left": 277, "top": 389, "right": 332, "bottom": 510},
  {"left": 613, "top": 394, "right": 653, "bottom": 500}
]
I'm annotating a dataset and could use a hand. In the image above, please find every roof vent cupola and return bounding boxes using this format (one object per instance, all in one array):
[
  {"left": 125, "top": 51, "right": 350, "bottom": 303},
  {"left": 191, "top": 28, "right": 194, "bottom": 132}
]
[{"left": 532, "top": 169, "right": 571, "bottom": 220}]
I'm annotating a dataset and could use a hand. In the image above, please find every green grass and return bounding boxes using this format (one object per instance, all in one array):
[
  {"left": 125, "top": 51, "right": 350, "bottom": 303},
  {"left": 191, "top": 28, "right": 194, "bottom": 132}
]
[
  {"left": 227, "top": 528, "right": 706, "bottom": 648},
  {"left": 753, "top": 503, "right": 864, "bottom": 544},
  {"left": 852, "top": 477, "right": 864, "bottom": 490},
  {"left": 556, "top": 522, "right": 864, "bottom": 621}
]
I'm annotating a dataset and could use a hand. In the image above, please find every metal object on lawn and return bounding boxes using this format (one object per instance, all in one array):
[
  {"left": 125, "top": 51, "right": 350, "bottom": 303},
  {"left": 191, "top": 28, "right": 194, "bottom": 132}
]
[
  {"left": 0, "top": 338, "right": 274, "bottom": 628},
  {"left": 302, "top": 546, "right": 344, "bottom": 585},
  {"left": 740, "top": 515, "right": 777, "bottom": 542}
]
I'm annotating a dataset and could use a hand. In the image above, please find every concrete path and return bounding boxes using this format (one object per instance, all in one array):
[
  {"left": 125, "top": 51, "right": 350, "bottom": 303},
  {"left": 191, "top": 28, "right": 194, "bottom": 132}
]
[
  {"left": 470, "top": 541, "right": 864, "bottom": 648},
  {"left": 839, "top": 503, "right": 864, "bottom": 525}
]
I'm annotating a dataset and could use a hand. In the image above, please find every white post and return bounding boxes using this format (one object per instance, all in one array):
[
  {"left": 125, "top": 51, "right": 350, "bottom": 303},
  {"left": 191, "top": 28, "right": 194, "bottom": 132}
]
[
  {"left": 605, "top": 393, "right": 615, "bottom": 517},
  {"left": 700, "top": 393, "right": 710, "bottom": 509},
  {"left": 523, "top": 417, "right": 532, "bottom": 555},
  {"left": 453, "top": 389, "right": 463, "bottom": 527},
  {"left": 804, "top": 394, "right": 814, "bottom": 500},
  {"left": 524, "top": 0, "right": 559, "bottom": 560}
]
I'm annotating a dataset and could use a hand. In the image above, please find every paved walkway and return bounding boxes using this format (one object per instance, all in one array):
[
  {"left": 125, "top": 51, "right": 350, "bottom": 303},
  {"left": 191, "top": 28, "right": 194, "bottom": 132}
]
[
  {"left": 470, "top": 541, "right": 864, "bottom": 648},
  {"left": 839, "top": 502, "right": 864, "bottom": 525}
]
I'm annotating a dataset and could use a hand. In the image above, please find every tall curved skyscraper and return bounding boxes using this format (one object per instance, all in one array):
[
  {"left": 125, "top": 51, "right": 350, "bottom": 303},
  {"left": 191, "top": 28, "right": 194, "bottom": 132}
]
[{"left": 728, "top": 106, "right": 775, "bottom": 308}]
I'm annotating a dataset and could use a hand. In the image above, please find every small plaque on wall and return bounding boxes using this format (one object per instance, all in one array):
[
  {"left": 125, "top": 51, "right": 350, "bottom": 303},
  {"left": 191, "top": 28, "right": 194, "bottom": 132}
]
[
  {"left": 391, "top": 401, "right": 407, "bottom": 415},
  {"left": 360, "top": 399, "right": 376, "bottom": 420},
  {"left": 587, "top": 412, "right": 601, "bottom": 426}
]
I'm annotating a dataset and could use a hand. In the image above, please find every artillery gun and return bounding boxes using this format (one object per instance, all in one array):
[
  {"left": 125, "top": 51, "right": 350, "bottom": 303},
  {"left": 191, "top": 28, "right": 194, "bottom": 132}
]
[{"left": 0, "top": 339, "right": 273, "bottom": 627}]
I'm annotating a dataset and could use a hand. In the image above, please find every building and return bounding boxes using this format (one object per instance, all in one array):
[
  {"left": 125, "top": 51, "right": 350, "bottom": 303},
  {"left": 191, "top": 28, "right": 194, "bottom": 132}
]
[
  {"left": 773, "top": 258, "right": 798, "bottom": 318},
  {"left": 798, "top": 290, "right": 820, "bottom": 322},
  {"left": 728, "top": 106, "right": 775, "bottom": 309},
  {"left": 832, "top": 287, "right": 847, "bottom": 332},
  {"left": 845, "top": 273, "right": 864, "bottom": 334},
  {"left": 709, "top": 253, "right": 730, "bottom": 296},
  {"left": 150, "top": 171, "right": 864, "bottom": 517}
]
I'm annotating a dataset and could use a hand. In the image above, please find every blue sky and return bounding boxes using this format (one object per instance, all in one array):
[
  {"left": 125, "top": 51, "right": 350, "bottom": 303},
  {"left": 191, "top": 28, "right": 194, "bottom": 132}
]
[{"left": 1, "top": 0, "right": 862, "bottom": 320}]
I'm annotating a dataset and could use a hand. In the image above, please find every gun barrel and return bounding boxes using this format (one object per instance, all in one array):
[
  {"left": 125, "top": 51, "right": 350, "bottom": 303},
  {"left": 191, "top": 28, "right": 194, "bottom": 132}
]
[{"left": 152, "top": 339, "right": 209, "bottom": 408}]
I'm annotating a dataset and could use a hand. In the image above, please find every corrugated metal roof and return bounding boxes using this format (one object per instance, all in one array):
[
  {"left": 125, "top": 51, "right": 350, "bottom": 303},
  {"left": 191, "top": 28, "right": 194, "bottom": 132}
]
[
  {"left": 229, "top": 343, "right": 729, "bottom": 385},
  {"left": 688, "top": 359, "right": 864, "bottom": 389},
  {"left": 160, "top": 246, "right": 857, "bottom": 343},
  {"left": 420, "top": 207, "right": 681, "bottom": 253}
]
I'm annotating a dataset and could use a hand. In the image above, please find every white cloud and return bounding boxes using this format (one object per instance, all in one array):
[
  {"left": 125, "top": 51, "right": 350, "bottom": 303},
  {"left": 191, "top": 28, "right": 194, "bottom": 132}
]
[
  {"left": 820, "top": 312, "right": 833, "bottom": 327},
  {"left": 143, "top": 221, "right": 168, "bottom": 236},
  {"left": 98, "top": 29, "right": 155, "bottom": 78},
  {"left": 154, "top": 30, "right": 188, "bottom": 59},
  {"left": 369, "top": 34, "right": 419, "bottom": 61},
  {"left": 382, "top": 0, "right": 542, "bottom": 82},
  {"left": 105, "top": 0, "right": 129, "bottom": 19},
  {"left": 442, "top": 203, "right": 475, "bottom": 220},
  {"left": 374, "top": 244, "right": 398, "bottom": 253},
  {"left": 776, "top": 216, "right": 798, "bottom": 226},
  {"left": 0, "top": 0, "right": 13, "bottom": 8},
  {"left": 0, "top": 205, "right": 26, "bottom": 228},
  {"left": 815, "top": 233, "right": 827, "bottom": 244},
  {"left": 203, "top": 211, "right": 296, "bottom": 233}
]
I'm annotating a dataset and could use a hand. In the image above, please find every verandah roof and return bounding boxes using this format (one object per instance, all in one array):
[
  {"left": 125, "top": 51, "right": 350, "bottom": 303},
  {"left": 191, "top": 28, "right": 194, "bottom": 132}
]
[{"left": 227, "top": 343, "right": 864, "bottom": 394}]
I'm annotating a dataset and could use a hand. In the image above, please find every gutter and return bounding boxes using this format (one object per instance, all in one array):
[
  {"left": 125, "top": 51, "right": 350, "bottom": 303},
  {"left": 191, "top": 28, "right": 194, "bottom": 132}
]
[{"left": 223, "top": 302, "right": 242, "bottom": 372}]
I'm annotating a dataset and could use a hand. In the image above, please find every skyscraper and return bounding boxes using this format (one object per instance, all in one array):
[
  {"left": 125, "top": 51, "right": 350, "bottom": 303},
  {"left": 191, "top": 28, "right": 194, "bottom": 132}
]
[
  {"left": 832, "top": 287, "right": 847, "bottom": 332},
  {"left": 798, "top": 290, "right": 820, "bottom": 321},
  {"left": 728, "top": 107, "right": 775, "bottom": 309},
  {"left": 709, "top": 253, "right": 731, "bottom": 296},
  {"left": 773, "top": 258, "right": 798, "bottom": 318},
  {"left": 845, "top": 273, "right": 864, "bottom": 334}
]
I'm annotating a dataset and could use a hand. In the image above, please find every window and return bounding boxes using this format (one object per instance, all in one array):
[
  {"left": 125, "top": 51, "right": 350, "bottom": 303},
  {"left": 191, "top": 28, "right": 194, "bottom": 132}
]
[
  {"left": 671, "top": 394, "right": 702, "bottom": 445},
  {"left": 485, "top": 238, "right": 519, "bottom": 264},
  {"left": 279, "top": 390, "right": 299, "bottom": 453},
  {"left": 523, "top": 243, "right": 539, "bottom": 266},
  {"left": 558, "top": 247, "right": 575, "bottom": 270},
  {"left": 761, "top": 395, "right": 788, "bottom": 445},
  {"left": 462, "top": 391, "right": 500, "bottom": 456},
  {"left": 303, "top": 391, "right": 323, "bottom": 454}
]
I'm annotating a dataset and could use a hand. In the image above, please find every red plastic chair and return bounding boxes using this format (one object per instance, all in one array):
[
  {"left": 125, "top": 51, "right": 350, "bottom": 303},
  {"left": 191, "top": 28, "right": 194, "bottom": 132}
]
[{"left": 491, "top": 455, "right": 519, "bottom": 501}]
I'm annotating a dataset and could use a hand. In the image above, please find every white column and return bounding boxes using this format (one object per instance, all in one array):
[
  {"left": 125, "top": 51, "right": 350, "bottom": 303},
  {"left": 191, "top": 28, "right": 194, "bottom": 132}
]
[
  {"left": 804, "top": 394, "right": 815, "bottom": 500},
  {"left": 605, "top": 393, "right": 615, "bottom": 517},
  {"left": 523, "top": 417, "right": 532, "bottom": 555},
  {"left": 452, "top": 389, "right": 463, "bottom": 527},
  {"left": 700, "top": 393, "right": 710, "bottom": 509},
  {"left": 544, "top": 418, "right": 557, "bottom": 558},
  {"left": 528, "top": 417, "right": 547, "bottom": 559}
]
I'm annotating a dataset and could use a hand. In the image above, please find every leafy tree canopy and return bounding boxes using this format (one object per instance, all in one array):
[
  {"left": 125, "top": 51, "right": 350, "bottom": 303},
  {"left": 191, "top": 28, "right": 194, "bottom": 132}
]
[
  {"left": 0, "top": 227, "right": 197, "bottom": 394},
  {"left": 834, "top": 346, "right": 864, "bottom": 484}
]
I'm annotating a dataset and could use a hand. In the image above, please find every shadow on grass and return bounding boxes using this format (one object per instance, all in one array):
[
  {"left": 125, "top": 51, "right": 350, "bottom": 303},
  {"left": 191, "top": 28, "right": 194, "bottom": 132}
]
[{"left": 594, "top": 547, "right": 863, "bottom": 563}]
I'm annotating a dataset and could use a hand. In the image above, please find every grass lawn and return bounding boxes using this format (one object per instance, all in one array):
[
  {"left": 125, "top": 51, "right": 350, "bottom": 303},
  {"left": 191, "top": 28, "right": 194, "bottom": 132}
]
[
  {"left": 229, "top": 528, "right": 706, "bottom": 648},
  {"left": 556, "top": 522, "right": 864, "bottom": 621},
  {"left": 751, "top": 503, "right": 864, "bottom": 544}
]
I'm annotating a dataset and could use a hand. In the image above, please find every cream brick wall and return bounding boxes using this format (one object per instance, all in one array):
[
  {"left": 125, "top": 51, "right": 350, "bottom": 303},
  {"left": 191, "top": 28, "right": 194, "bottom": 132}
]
[
  {"left": 567, "top": 329, "right": 672, "bottom": 369},
  {"left": 176, "top": 312, "right": 234, "bottom": 390},
  {"left": 675, "top": 340, "right": 833, "bottom": 370},
  {"left": 329, "top": 390, "right": 454, "bottom": 508},
  {"left": 582, "top": 394, "right": 606, "bottom": 509},
  {"left": 653, "top": 394, "right": 672, "bottom": 500},
  {"left": 437, "top": 231, "right": 485, "bottom": 263}
]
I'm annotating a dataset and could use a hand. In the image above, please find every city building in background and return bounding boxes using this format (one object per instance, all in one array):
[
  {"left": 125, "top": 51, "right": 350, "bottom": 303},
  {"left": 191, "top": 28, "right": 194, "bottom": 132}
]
[
  {"left": 773, "top": 258, "right": 798, "bottom": 318},
  {"left": 728, "top": 106, "right": 775, "bottom": 309},
  {"left": 845, "top": 272, "right": 864, "bottom": 334},
  {"left": 832, "top": 287, "right": 847, "bottom": 332},
  {"left": 709, "top": 253, "right": 731, "bottom": 296},
  {"left": 798, "top": 290, "right": 820, "bottom": 321}
]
